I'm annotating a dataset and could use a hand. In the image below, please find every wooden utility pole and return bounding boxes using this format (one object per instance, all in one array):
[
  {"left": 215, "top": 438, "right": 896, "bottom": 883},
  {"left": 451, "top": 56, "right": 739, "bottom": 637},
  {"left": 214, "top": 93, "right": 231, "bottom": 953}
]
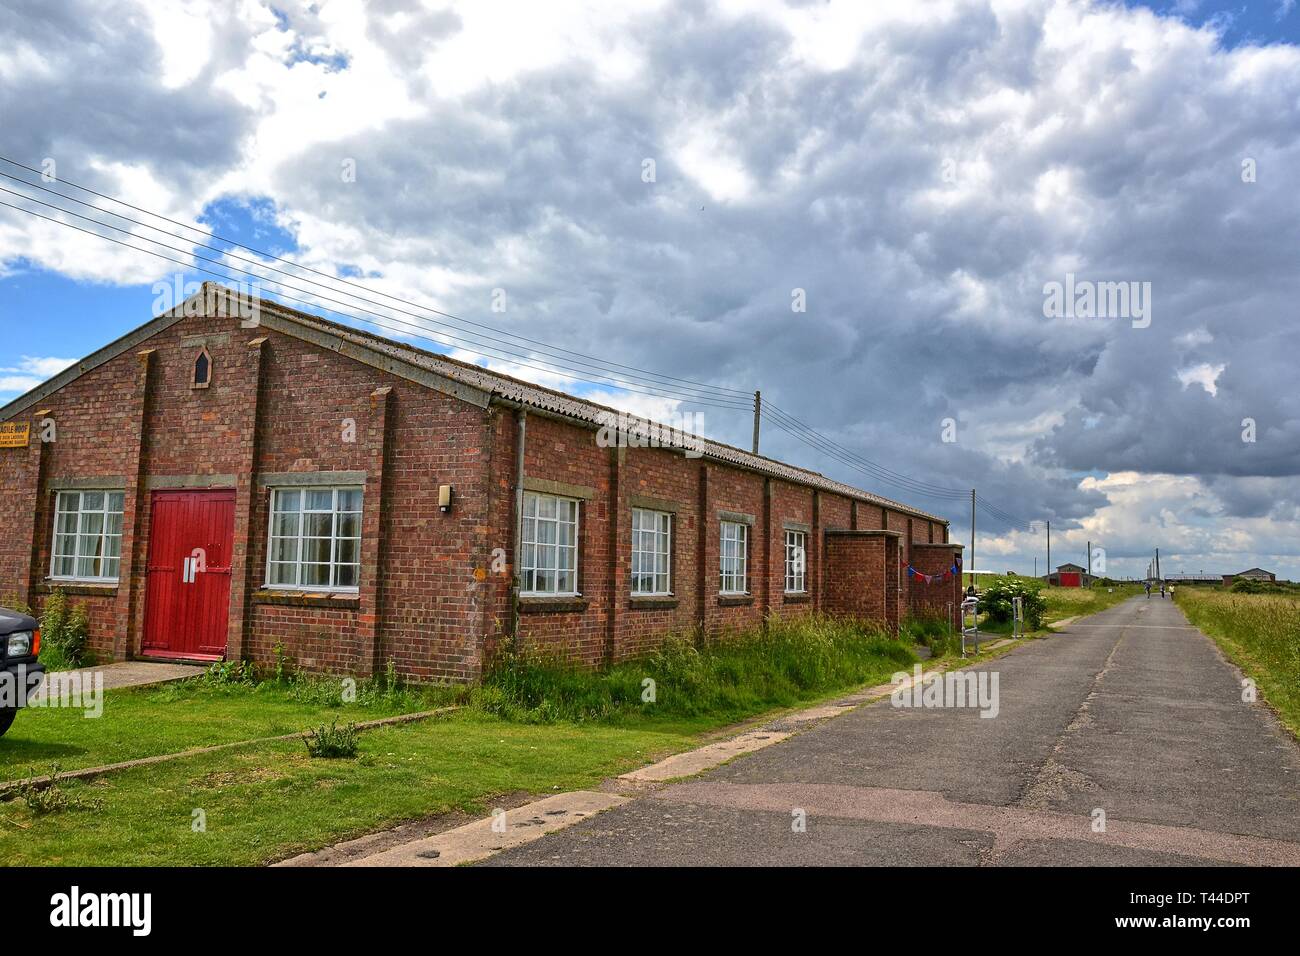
[
  {"left": 751, "top": 390, "right": 761, "bottom": 454},
  {"left": 970, "top": 489, "right": 976, "bottom": 586},
  {"left": 1046, "top": 520, "right": 1051, "bottom": 582}
]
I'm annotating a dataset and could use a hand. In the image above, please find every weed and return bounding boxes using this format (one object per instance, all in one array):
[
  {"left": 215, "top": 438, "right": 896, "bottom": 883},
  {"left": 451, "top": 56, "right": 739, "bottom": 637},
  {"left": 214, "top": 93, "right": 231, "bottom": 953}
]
[
  {"left": 475, "top": 614, "right": 915, "bottom": 724},
  {"left": 303, "top": 720, "right": 360, "bottom": 758},
  {"left": 11, "top": 765, "right": 103, "bottom": 816},
  {"left": 38, "top": 590, "right": 91, "bottom": 670}
]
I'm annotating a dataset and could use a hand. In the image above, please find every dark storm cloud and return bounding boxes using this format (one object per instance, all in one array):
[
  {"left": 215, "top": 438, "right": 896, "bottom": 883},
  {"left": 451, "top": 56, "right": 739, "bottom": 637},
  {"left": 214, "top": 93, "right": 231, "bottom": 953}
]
[
  {"left": 4, "top": 0, "right": 1299, "bottom": 573},
  {"left": 0, "top": 0, "right": 257, "bottom": 196}
]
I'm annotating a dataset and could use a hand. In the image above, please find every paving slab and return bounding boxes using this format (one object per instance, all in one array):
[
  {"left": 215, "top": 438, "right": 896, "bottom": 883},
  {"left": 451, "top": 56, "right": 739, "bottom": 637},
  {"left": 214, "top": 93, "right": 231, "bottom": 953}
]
[
  {"left": 339, "top": 790, "right": 629, "bottom": 867},
  {"left": 43, "top": 660, "right": 205, "bottom": 691}
]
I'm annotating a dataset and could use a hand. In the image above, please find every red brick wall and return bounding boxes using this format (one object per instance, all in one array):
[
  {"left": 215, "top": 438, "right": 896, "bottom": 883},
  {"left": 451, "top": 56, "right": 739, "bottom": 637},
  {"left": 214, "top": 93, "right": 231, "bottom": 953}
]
[
  {"left": 906, "top": 543, "right": 964, "bottom": 629},
  {"left": 0, "top": 439, "right": 41, "bottom": 608},
  {"left": 615, "top": 445, "right": 702, "bottom": 661},
  {"left": 1, "top": 302, "right": 949, "bottom": 681},
  {"left": 768, "top": 481, "right": 813, "bottom": 619},
  {"left": 822, "top": 531, "right": 901, "bottom": 635}
]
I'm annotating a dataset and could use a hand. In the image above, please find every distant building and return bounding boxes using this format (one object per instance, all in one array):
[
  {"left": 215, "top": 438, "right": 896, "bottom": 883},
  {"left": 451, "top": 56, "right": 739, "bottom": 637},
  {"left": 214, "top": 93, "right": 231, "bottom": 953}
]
[
  {"left": 1044, "top": 562, "right": 1095, "bottom": 587},
  {"left": 1164, "top": 573, "right": 1221, "bottom": 585},
  {"left": 1222, "top": 568, "right": 1276, "bottom": 585}
]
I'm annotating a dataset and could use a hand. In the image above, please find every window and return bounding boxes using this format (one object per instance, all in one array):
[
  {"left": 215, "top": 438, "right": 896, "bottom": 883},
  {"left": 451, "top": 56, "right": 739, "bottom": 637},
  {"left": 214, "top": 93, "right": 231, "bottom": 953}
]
[
  {"left": 719, "top": 520, "right": 748, "bottom": 594},
  {"left": 51, "top": 490, "right": 124, "bottom": 582},
  {"left": 192, "top": 348, "right": 211, "bottom": 388},
  {"left": 522, "top": 492, "right": 579, "bottom": 596},
  {"left": 266, "top": 487, "right": 362, "bottom": 590},
  {"left": 631, "top": 508, "right": 672, "bottom": 595},
  {"left": 785, "top": 530, "right": 807, "bottom": 593}
]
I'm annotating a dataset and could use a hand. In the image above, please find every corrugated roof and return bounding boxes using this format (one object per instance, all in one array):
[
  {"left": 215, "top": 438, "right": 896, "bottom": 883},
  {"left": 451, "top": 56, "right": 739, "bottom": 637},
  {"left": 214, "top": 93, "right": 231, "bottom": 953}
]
[
  {"left": 240, "top": 287, "right": 947, "bottom": 525},
  {"left": 0, "top": 280, "right": 945, "bottom": 525}
]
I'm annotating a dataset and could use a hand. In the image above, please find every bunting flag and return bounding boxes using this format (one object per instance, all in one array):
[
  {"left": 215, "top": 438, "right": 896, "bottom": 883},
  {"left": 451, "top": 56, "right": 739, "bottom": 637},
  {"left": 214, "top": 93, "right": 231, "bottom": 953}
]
[{"left": 899, "top": 559, "right": 959, "bottom": 585}]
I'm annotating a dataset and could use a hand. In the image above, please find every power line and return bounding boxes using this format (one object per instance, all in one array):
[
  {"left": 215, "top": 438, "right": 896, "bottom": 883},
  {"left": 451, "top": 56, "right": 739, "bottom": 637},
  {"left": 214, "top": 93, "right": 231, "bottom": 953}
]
[
  {"left": 0, "top": 158, "right": 753, "bottom": 401},
  {"left": 0, "top": 180, "right": 749, "bottom": 407},
  {"left": 0, "top": 157, "right": 1044, "bottom": 529},
  {"left": 0, "top": 193, "right": 752, "bottom": 410},
  {"left": 760, "top": 402, "right": 1037, "bottom": 527},
  {"left": 762, "top": 403, "right": 971, "bottom": 499}
]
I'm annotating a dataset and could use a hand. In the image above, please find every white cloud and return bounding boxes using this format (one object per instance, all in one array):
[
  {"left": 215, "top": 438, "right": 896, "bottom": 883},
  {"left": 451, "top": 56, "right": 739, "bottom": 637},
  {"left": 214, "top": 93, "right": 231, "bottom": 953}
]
[
  {"left": 1176, "top": 362, "right": 1226, "bottom": 396},
  {"left": 3, "top": 0, "right": 1299, "bottom": 578},
  {"left": 0, "top": 355, "right": 77, "bottom": 395}
]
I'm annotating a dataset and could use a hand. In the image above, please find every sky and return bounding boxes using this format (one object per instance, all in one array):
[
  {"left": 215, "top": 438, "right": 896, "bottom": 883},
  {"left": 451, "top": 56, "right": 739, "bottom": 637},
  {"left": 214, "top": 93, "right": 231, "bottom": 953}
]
[{"left": 1, "top": 0, "right": 1298, "bottom": 581}]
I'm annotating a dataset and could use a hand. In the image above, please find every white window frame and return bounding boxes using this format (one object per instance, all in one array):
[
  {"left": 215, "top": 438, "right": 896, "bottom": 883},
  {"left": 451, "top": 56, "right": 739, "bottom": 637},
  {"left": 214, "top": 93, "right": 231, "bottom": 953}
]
[
  {"left": 521, "top": 492, "right": 580, "bottom": 597},
  {"left": 631, "top": 508, "right": 672, "bottom": 596},
  {"left": 50, "top": 489, "right": 125, "bottom": 583},
  {"left": 265, "top": 486, "right": 363, "bottom": 593},
  {"left": 784, "top": 529, "right": 807, "bottom": 594},
  {"left": 719, "top": 520, "right": 749, "bottom": 595}
]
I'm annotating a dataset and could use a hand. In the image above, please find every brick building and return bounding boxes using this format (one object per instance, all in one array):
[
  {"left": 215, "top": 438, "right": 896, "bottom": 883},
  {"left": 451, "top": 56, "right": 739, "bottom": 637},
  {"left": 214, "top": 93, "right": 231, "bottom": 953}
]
[{"left": 0, "top": 285, "right": 960, "bottom": 683}]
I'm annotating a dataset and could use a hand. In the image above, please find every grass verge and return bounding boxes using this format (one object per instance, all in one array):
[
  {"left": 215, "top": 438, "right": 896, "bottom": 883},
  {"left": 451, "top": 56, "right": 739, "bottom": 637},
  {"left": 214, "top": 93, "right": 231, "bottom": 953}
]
[
  {"left": 0, "top": 670, "right": 460, "bottom": 779},
  {"left": 1, "top": 615, "right": 918, "bottom": 864},
  {"left": 1175, "top": 588, "right": 1300, "bottom": 739},
  {"left": 474, "top": 614, "right": 916, "bottom": 723},
  {"left": 0, "top": 710, "right": 708, "bottom": 865}
]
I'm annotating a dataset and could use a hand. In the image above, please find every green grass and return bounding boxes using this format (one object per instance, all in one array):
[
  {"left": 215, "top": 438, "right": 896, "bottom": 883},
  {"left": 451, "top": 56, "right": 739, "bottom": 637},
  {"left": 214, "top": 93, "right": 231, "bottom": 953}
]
[
  {"left": 0, "top": 674, "right": 459, "bottom": 779},
  {"left": 0, "top": 710, "right": 708, "bottom": 865},
  {"left": 1176, "top": 588, "right": 1300, "bottom": 739},
  {"left": 0, "top": 615, "right": 923, "bottom": 865},
  {"left": 475, "top": 614, "right": 916, "bottom": 723}
]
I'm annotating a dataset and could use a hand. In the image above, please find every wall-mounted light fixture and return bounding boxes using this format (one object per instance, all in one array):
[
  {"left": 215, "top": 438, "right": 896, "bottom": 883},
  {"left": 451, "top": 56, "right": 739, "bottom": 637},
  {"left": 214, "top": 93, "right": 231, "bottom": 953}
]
[{"left": 439, "top": 484, "right": 454, "bottom": 513}]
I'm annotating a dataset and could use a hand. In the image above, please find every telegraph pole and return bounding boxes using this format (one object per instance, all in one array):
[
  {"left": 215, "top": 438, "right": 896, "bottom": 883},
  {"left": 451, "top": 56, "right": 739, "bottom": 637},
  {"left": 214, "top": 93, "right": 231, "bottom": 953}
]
[
  {"left": 1046, "top": 520, "right": 1051, "bottom": 582},
  {"left": 1087, "top": 539, "right": 1091, "bottom": 584},
  {"left": 751, "top": 390, "right": 761, "bottom": 454},
  {"left": 970, "top": 489, "right": 976, "bottom": 587}
]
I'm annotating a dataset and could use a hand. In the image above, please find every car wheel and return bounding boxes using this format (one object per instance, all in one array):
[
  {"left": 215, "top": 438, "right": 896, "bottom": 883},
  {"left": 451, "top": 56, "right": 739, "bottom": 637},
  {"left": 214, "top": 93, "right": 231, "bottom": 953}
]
[{"left": 0, "top": 708, "right": 16, "bottom": 738}]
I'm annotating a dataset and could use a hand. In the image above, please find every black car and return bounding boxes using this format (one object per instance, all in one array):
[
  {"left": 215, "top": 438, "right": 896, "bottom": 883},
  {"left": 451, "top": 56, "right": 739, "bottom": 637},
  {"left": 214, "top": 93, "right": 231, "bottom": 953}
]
[{"left": 0, "top": 607, "right": 45, "bottom": 737}]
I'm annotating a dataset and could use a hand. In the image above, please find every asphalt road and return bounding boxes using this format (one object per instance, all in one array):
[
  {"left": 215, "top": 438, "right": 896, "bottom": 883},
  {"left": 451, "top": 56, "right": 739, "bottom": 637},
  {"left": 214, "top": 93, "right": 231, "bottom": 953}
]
[{"left": 482, "top": 596, "right": 1300, "bottom": 866}]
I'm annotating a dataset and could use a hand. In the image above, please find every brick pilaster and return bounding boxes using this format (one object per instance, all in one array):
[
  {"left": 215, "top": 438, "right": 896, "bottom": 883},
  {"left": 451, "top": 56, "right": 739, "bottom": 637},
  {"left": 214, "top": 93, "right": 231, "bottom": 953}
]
[
  {"left": 17, "top": 412, "right": 52, "bottom": 608},
  {"left": 811, "top": 489, "right": 822, "bottom": 613},
  {"left": 113, "top": 349, "right": 155, "bottom": 660},
  {"left": 358, "top": 385, "right": 392, "bottom": 676},
  {"left": 605, "top": 445, "right": 623, "bottom": 665},
  {"left": 226, "top": 337, "right": 266, "bottom": 663},
  {"left": 696, "top": 463, "right": 710, "bottom": 639},
  {"left": 761, "top": 478, "right": 772, "bottom": 621}
]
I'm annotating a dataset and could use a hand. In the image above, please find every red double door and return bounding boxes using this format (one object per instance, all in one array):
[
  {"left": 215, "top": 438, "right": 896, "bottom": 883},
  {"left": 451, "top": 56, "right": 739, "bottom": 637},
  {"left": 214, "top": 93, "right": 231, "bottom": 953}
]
[{"left": 142, "top": 489, "right": 235, "bottom": 660}]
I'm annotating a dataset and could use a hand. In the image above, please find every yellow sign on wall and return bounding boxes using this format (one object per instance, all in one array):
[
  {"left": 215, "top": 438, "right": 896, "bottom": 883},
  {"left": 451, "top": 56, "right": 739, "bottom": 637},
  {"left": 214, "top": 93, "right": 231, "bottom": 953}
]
[{"left": 0, "top": 421, "right": 31, "bottom": 448}]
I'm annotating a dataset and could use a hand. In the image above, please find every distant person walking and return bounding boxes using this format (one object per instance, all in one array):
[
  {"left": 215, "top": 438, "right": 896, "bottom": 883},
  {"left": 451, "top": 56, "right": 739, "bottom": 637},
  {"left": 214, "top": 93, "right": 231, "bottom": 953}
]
[
  {"left": 1145, "top": 581, "right": 1151, "bottom": 598},
  {"left": 1160, "top": 582, "right": 1166, "bottom": 599}
]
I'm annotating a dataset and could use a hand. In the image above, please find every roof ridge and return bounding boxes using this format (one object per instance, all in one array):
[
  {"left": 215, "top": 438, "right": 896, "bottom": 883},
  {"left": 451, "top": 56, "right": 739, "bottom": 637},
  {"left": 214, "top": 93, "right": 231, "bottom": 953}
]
[{"left": 214, "top": 283, "right": 947, "bottom": 523}]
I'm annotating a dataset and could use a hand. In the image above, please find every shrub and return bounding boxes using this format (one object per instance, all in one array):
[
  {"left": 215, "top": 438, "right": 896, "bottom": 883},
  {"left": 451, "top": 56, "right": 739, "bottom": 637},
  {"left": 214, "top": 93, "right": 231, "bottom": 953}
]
[
  {"left": 978, "top": 577, "right": 1046, "bottom": 629},
  {"left": 1229, "top": 578, "right": 1287, "bottom": 595},
  {"left": 303, "top": 720, "right": 359, "bottom": 758},
  {"left": 38, "top": 590, "right": 90, "bottom": 670}
]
